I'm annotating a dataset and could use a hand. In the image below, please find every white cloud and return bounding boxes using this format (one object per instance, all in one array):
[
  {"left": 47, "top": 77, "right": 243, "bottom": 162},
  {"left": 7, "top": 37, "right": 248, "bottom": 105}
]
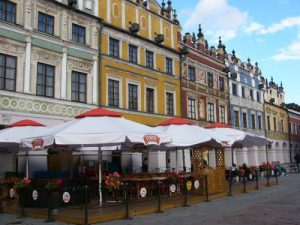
[
  {"left": 244, "top": 22, "right": 264, "bottom": 33},
  {"left": 183, "top": 0, "right": 248, "bottom": 41},
  {"left": 272, "top": 37, "right": 300, "bottom": 61}
]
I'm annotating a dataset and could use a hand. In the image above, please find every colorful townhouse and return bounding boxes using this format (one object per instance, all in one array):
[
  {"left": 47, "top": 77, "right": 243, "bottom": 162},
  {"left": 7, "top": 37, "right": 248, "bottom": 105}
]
[
  {"left": 226, "top": 51, "right": 265, "bottom": 166},
  {"left": 263, "top": 77, "right": 289, "bottom": 163},
  {"left": 285, "top": 103, "right": 300, "bottom": 162},
  {"left": 98, "top": 0, "right": 181, "bottom": 172}
]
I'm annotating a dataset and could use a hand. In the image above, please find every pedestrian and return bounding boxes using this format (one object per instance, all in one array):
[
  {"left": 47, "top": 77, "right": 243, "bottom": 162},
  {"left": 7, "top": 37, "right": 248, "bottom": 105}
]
[{"left": 294, "top": 152, "right": 300, "bottom": 173}]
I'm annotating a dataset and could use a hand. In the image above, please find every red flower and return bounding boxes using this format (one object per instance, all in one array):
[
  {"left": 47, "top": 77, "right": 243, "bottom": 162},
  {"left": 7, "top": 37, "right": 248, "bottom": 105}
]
[{"left": 56, "top": 179, "right": 63, "bottom": 186}]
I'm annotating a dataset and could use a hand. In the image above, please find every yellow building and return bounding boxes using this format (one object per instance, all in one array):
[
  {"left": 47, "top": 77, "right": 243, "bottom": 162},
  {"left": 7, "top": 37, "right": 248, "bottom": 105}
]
[
  {"left": 264, "top": 78, "right": 290, "bottom": 163},
  {"left": 98, "top": 0, "right": 181, "bottom": 126}
]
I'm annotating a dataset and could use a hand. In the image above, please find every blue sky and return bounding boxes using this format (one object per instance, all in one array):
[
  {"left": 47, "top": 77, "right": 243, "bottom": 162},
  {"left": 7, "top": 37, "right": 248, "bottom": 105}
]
[{"left": 171, "top": 0, "right": 300, "bottom": 104}]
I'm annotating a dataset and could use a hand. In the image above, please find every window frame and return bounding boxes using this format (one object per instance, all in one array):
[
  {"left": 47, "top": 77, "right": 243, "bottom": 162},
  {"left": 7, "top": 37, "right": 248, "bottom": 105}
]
[
  {"left": 145, "top": 50, "right": 154, "bottom": 69},
  {"left": 128, "top": 83, "right": 138, "bottom": 111},
  {"left": 243, "top": 112, "right": 247, "bottom": 128},
  {"left": 251, "top": 114, "right": 256, "bottom": 129},
  {"left": 188, "top": 66, "right": 196, "bottom": 82},
  {"left": 0, "top": 53, "right": 16, "bottom": 92},
  {"left": 207, "top": 102, "right": 214, "bottom": 122},
  {"left": 273, "top": 117, "right": 277, "bottom": 131},
  {"left": 166, "top": 92, "right": 174, "bottom": 115},
  {"left": 207, "top": 73, "right": 214, "bottom": 88},
  {"left": 0, "top": 0, "right": 16, "bottom": 24},
  {"left": 71, "top": 71, "right": 87, "bottom": 103},
  {"left": 232, "top": 83, "right": 237, "bottom": 96},
  {"left": 38, "top": 12, "right": 54, "bottom": 35},
  {"left": 220, "top": 105, "right": 226, "bottom": 123},
  {"left": 258, "top": 115, "right": 262, "bottom": 130},
  {"left": 242, "top": 86, "right": 245, "bottom": 98},
  {"left": 267, "top": 115, "right": 271, "bottom": 131},
  {"left": 219, "top": 77, "right": 225, "bottom": 92},
  {"left": 108, "top": 78, "right": 120, "bottom": 107},
  {"left": 166, "top": 57, "right": 173, "bottom": 75},
  {"left": 109, "top": 37, "right": 120, "bottom": 58},
  {"left": 128, "top": 44, "right": 138, "bottom": 64},
  {"left": 234, "top": 110, "right": 239, "bottom": 127},
  {"left": 188, "top": 98, "right": 196, "bottom": 119},
  {"left": 146, "top": 87, "right": 154, "bottom": 113},
  {"left": 72, "top": 23, "right": 86, "bottom": 44},
  {"left": 36, "top": 62, "right": 55, "bottom": 98}
]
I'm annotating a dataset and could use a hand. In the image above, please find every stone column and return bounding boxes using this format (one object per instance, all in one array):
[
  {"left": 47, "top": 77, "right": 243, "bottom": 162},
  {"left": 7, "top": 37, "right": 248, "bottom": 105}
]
[
  {"left": 92, "top": 55, "right": 98, "bottom": 105},
  {"left": 61, "top": 48, "right": 67, "bottom": 99},
  {"left": 23, "top": 37, "right": 31, "bottom": 93}
]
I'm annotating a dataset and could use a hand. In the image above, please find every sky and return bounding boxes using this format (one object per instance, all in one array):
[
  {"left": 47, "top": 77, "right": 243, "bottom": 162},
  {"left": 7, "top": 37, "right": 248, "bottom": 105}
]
[{"left": 171, "top": 0, "right": 300, "bottom": 104}]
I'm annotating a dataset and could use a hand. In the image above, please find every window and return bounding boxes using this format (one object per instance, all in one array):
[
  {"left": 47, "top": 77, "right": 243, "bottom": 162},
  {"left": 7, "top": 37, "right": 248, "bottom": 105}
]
[
  {"left": 220, "top": 106, "right": 226, "bottom": 123},
  {"left": 188, "top": 66, "right": 195, "bottom": 81},
  {"left": 0, "top": 0, "right": 16, "bottom": 23},
  {"left": 109, "top": 38, "right": 119, "bottom": 58},
  {"left": 146, "top": 50, "right": 154, "bottom": 68},
  {"left": 166, "top": 57, "right": 173, "bottom": 74},
  {"left": 188, "top": 98, "right": 196, "bottom": 119},
  {"left": 232, "top": 83, "right": 237, "bottom": 96},
  {"left": 234, "top": 111, "right": 239, "bottom": 127},
  {"left": 258, "top": 115, "right": 262, "bottom": 130},
  {"left": 0, "top": 53, "right": 16, "bottom": 91},
  {"left": 267, "top": 116, "right": 271, "bottom": 131},
  {"left": 273, "top": 117, "right": 277, "bottom": 131},
  {"left": 146, "top": 88, "right": 154, "bottom": 113},
  {"left": 72, "top": 24, "right": 86, "bottom": 44},
  {"left": 207, "top": 73, "right": 213, "bottom": 88},
  {"left": 281, "top": 119, "right": 284, "bottom": 132},
  {"left": 242, "top": 86, "right": 245, "bottom": 98},
  {"left": 38, "top": 12, "right": 54, "bottom": 35},
  {"left": 36, "top": 63, "right": 55, "bottom": 97},
  {"left": 257, "top": 92, "right": 261, "bottom": 102},
  {"left": 128, "top": 84, "right": 138, "bottom": 110},
  {"left": 108, "top": 79, "right": 119, "bottom": 107},
  {"left": 251, "top": 114, "right": 256, "bottom": 129},
  {"left": 219, "top": 77, "right": 225, "bottom": 92},
  {"left": 250, "top": 89, "right": 254, "bottom": 100},
  {"left": 166, "top": 92, "right": 174, "bottom": 115},
  {"left": 243, "top": 112, "right": 247, "bottom": 128},
  {"left": 207, "top": 103, "right": 214, "bottom": 122},
  {"left": 71, "top": 71, "right": 86, "bottom": 103},
  {"left": 129, "top": 45, "right": 138, "bottom": 64}
]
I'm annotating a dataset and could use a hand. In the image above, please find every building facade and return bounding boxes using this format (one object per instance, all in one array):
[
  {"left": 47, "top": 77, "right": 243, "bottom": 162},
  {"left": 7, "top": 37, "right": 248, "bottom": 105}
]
[
  {"left": 285, "top": 103, "right": 300, "bottom": 162},
  {"left": 180, "top": 27, "right": 229, "bottom": 127},
  {"left": 98, "top": 0, "right": 181, "bottom": 126},
  {"left": 226, "top": 51, "right": 265, "bottom": 166},
  {"left": 264, "top": 78, "right": 289, "bottom": 163},
  {"left": 0, "top": 0, "right": 101, "bottom": 127}
]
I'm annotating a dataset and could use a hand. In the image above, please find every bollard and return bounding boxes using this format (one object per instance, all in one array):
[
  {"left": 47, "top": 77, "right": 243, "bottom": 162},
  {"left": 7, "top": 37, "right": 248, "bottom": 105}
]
[
  {"left": 228, "top": 170, "right": 232, "bottom": 196},
  {"left": 266, "top": 169, "right": 270, "bottom": 187},
  {"left": 0, "top": 183, "right": 3, "bottom": 214},
  {"left": 44, "top": 190, "right": 54, "bottom": 223},
  {"left": 243, "top": 174, "right": 246, "bottom": 193},
  {"left": 124, "top": 182, "right": 131, "bottom": 220},
  {"left": 183, "top": 177, "right": 189, "bottom": 207},
  {"left": 275, "top": 168, "right": 279, "bottom": 185},
  {"left": 256, "top": 169, "right": 259, "bottom": 190},
  {"left": 84, "top": 186, "right": 89, "bottom": 225},
  {"left": 204, "top": 175, "right": 209, "bottom": 202},
  {"left": 157, "top": 181, "right": 163, "bottom": 213}
]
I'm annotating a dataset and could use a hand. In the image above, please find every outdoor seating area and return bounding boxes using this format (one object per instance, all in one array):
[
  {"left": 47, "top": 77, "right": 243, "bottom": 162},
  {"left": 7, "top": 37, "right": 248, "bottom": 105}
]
[{"left": 0, "top": 108, "right": 276, "bottom": 224}]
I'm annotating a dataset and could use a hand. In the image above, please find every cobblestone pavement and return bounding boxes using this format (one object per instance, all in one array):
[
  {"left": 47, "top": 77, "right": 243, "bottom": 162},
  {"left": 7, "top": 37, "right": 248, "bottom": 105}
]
[{"left": 1, "top": 174, "right": 300, "bottom": 225}]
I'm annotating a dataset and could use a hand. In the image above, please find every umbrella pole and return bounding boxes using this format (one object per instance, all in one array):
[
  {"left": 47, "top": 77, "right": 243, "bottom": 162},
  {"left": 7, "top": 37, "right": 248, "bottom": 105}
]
[
  {"left": 231, "top": 147, "right": 234, "bottom": 165},
  {"left": 25, "top": 151, "right": 29, "bottom": 178},
  {"left": 182, "top": 148, "right": 186, "bottom": 172},
  {"left": 98, "top": 146, "right": 102, "bottom": 205},
  {"left": 175, "top": 148, "right": 178, "bottom": 173}
]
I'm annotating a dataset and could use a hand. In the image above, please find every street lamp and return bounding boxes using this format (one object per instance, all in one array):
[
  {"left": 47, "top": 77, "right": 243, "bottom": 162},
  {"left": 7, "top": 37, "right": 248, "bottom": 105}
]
[{"left": 266, "top": 141, "right": 273, "bottom": 162}]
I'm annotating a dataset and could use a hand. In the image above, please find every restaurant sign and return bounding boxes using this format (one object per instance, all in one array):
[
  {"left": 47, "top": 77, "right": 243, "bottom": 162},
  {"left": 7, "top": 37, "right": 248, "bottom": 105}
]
[
  {"left": 32, "top": 190, "right": 38, "bottom": 201},
  {"left": 169, "top": 184, "right": 176, "bottom": 193},
  {"left": 186, "top": 181, "right": 192, "bottom": 191},
  {"left": 140, "top": 187, "right": 147, "bottom": 198},
  {"left": 31, "top": 138, "right": 45, "bottom": 150},
  {"left": 194, "top": 180, "right": 200, "bottom": 189},
  {"left": 143, "top": 135, "right": 160, "bottom": 145},
  {"left": 63, "top": 192, "right": 71, "bottom": 203}
]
